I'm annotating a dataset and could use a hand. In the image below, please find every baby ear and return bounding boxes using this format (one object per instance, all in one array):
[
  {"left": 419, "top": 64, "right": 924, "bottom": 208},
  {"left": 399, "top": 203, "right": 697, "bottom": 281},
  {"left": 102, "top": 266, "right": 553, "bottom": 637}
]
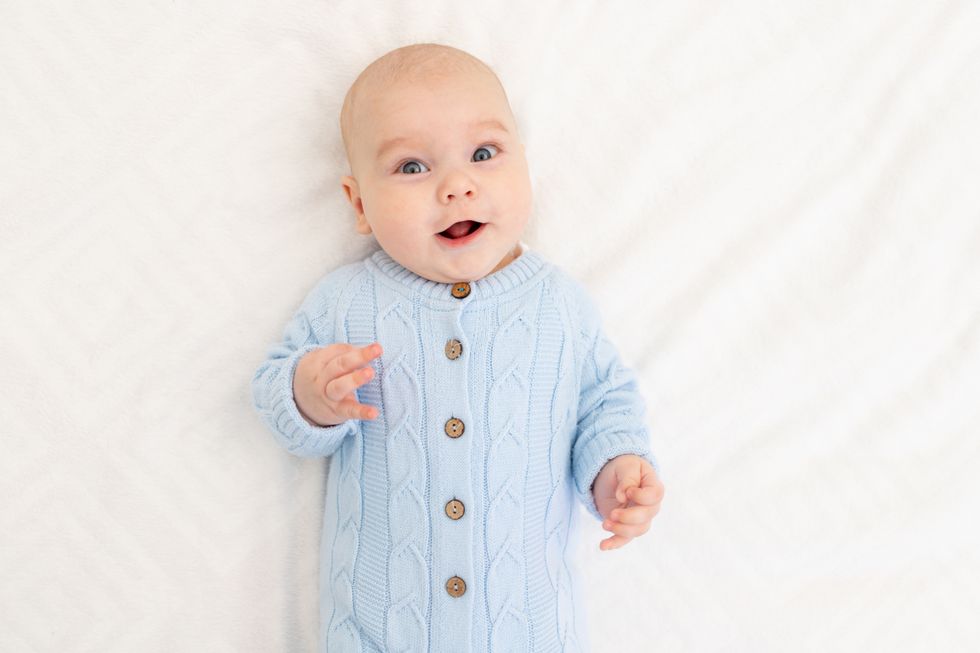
[
  {"left": 354, "top": 214, "right": 372, "bottom": 235},
  {"left": 340, "top": 175, "right": 372, "bottom": 235},
  {"left": 340, "top": 175, "right": 359, "bottom": 209}
]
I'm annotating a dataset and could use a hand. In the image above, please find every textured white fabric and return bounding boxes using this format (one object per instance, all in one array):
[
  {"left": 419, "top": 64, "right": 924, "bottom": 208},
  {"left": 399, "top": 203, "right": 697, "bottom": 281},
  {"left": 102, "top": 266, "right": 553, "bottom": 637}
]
[{"left": 1, "top": 2, "right": 978, "bottom": 652}]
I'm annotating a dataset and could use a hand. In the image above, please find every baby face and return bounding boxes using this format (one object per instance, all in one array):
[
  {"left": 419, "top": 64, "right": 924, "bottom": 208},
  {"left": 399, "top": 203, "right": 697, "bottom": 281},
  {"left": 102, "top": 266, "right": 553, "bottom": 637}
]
[{"left": 341, "top": 70, "right": 532, "bottom": 284}]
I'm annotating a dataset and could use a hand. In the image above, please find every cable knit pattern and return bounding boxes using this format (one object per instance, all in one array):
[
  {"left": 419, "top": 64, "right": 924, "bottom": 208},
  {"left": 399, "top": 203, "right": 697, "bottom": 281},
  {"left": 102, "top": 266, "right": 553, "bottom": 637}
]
[
  {"left": 541, "top": 307, "right": 582, "bottom": 653},
  {"left": 380, "top": 301, "right": 429, "bottom": 653},
  {"left": 326, "top": 426, "right": 363, "bottom": 652},
  {"left": 484, "top": 302, "right": 533, "bottom": 651},
  {"left": 250, "top": 243, "right": 660, "bottom": 652}
]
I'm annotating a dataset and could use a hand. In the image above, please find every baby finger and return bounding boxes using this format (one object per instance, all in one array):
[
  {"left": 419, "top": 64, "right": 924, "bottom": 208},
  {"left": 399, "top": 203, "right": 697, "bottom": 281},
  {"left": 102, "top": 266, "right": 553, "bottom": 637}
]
[
  {"left": 331, "top": 342, "right": 382, "bottom": 376},
  {"left": 599, "top": 534, "right": 631, "bottom": 551},
  {"left": 324, "top": 364, "right": 375, "bottom": 402},
  {"left": 601, "top": 519, "right": 650, "bottom": 538},
  {"left": 336, "top": 398, "right": 378, "bottom": 421},
  {"left": 627, "top": 483, "right": 664, "bottom": 506},
  {"left": 610, "top": 505, "right": 654, "bottom": 525}
]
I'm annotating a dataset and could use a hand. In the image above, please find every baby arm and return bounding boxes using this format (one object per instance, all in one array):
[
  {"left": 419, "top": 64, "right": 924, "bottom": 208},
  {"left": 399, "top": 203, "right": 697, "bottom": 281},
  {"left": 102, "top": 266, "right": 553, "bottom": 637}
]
[
  {"left": 568, "top": 290, "right": 664, "bottom": 549},
  {"left": 250, "top": 300, "right": 382, "bottom": 458}
]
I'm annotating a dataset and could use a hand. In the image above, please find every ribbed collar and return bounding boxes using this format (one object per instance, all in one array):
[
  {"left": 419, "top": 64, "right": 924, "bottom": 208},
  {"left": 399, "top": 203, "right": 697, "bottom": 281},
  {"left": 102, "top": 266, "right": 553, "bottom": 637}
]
[{"left": 364, "top": 241, "right": 550, "bottom": 306}]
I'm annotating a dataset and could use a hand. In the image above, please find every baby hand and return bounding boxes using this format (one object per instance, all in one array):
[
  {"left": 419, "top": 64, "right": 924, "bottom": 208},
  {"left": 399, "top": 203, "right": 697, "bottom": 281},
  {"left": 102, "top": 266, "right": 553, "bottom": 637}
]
[
  {"left": 592, "top": 454, "right": 664, "bottom": 551},
  {"left": 293, "top": 342, "right": 383, "bottom": 427}
]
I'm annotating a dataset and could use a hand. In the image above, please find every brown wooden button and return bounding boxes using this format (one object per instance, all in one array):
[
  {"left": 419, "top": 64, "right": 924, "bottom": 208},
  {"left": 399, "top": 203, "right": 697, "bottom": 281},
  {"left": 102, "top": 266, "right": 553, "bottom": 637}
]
[
  {"left": 444, "top": 417, "right": 465, "bottom": 438},
  {"left": 451, "top": 282, "right": 470, "bottom": 298},
  {"left": 446, "top": 576, "right": 466, "bottom": 597},
  {"left": 445, "top": 339, "right": 462, "bottom": 360},
  {"left": 445, "top": 499, "right": 464, "bottom": 520}
]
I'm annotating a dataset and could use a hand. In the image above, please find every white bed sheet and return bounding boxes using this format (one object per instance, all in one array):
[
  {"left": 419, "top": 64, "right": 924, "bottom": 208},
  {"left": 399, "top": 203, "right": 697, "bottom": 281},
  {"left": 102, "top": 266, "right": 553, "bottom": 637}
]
[{"left": 1, "top": 1, "right": 978, "bottom": 651}]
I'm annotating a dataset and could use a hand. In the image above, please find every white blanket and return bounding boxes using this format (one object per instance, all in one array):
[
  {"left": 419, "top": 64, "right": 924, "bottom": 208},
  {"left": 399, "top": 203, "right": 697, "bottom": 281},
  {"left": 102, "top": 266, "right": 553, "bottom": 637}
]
[{"left": 2, "top": 1, "right": 978, "bottom": 651}]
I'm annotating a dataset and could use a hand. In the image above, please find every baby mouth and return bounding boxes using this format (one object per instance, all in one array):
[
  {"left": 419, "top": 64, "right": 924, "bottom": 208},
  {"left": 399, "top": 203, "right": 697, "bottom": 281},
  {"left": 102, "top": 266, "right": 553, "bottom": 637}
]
[{"left": 438, "top": 220, "right": 484, "bottom": 239}]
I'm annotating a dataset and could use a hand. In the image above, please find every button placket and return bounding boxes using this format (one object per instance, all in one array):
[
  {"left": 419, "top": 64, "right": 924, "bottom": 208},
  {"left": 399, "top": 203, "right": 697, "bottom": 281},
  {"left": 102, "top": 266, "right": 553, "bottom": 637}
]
[{"left": 443, "top": 287, "right": 470, "bottom": 606}]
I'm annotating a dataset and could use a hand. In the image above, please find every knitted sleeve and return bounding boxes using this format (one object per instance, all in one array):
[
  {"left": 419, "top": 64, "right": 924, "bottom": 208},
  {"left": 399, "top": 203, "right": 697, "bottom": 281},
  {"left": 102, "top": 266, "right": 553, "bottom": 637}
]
[
  {"left": 250, "top": 266, "right": 360, "bottom": 458},
  {"left": 568, "top": 281, "right": 661, "bottom": 521}
]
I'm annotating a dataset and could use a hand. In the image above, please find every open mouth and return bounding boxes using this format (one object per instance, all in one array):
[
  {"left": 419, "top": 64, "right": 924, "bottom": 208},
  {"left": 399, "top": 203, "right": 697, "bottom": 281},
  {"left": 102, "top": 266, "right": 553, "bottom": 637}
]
[{"left": 438, "top": 220, "right": 484, "bottom": 239}]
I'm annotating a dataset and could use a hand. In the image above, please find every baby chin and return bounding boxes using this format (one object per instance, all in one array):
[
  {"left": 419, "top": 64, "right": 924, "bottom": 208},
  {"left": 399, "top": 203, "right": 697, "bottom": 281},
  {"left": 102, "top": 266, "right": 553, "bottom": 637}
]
[
  {"left": 422, "top": 225, "right": 510, "bottom": 281},
  {"left": 426, "top": 249, "right": 512, "bottom": 283}
]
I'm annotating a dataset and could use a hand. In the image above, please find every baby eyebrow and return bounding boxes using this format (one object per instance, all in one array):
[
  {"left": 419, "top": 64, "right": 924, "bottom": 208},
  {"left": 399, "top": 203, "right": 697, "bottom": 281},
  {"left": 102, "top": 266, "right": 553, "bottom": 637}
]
[{"left": 374, "top": 119, "right": 509, "bottom": 160}]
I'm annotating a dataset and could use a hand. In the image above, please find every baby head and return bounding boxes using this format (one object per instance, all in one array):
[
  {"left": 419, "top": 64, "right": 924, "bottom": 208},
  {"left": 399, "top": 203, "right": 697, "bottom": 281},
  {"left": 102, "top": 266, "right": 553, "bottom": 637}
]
[{"left": 339, "top": 43, "right": 532, "bottom": 284}]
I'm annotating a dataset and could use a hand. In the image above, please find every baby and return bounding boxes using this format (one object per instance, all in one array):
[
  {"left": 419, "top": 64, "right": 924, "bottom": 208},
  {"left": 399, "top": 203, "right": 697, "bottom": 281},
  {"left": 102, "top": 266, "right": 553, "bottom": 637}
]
[{"left": 251, "top": 43, "right": 665, "bottom": 653}]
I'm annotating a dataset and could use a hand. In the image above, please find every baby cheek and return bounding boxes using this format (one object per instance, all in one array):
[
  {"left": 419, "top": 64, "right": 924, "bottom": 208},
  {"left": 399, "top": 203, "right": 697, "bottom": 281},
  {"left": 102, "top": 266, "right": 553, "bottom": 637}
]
[{"left": 510, "top": 174, "right": 533, "bottom": 219}]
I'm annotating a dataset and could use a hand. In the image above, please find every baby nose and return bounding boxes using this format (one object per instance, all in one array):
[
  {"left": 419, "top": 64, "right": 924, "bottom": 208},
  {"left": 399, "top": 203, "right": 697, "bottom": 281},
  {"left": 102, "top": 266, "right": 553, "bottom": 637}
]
[
  {"left": 440, "top": 171, "right": 476, "bottom": 202},
  {"left": 445, "top": 188, "right": 474, "bottom": 202}
]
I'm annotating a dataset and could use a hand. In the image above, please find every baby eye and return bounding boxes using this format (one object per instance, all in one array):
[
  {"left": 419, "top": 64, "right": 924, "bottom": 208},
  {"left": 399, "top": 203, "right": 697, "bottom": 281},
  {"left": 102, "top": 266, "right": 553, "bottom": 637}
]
[
  {"left": 398, "top": 160, "right": 429, "bottom": 174},
  {"left": 473, "top": 144, "right": 499, "bottom": 162}
]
